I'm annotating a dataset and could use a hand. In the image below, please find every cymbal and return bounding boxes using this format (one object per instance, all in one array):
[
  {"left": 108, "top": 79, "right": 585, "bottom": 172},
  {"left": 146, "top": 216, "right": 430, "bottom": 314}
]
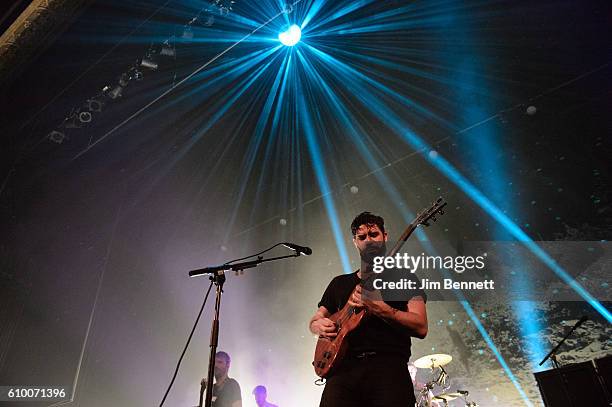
[
  {"left": 433, "top": 392, "right": 462, "bottom": 401},
  {"left": 413, "top": 353, "right": 453, "bottom": 369}
]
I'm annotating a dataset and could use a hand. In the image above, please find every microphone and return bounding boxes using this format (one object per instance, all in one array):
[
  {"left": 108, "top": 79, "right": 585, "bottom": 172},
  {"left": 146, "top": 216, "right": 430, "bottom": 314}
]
[
  {"left": 282, "top": 242, "right": 312, "bottom": 256},
  {"left": 188, "top": 265, "right": 227, "bottom": 277}
]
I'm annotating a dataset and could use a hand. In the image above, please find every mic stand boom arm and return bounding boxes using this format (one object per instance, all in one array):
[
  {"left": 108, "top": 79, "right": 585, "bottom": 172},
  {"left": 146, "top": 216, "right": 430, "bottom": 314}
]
[
  {"left": 539, "top": 317, "right": 586, "bottom": 368},
  {"left": 189, "top": 252, "right": 302, "bottom": 407},
  {"left": 188, "top": 253, "right": 301, "bottom": 277}
]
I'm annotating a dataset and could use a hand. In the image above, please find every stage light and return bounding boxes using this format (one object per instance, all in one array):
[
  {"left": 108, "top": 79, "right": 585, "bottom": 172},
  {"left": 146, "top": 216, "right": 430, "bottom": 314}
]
[
  {"left": 160, "top": 42, "right": 176, "bottom": 57},
  {"left": 133, "top": 69, "right": 143, "bottom": 81},
  {"left": 202, "top": 14, "right": 215, "bottom": 27},
  {"left": 278, "top": 24, "right": 301, "bottom": 46},
  {"left": 78, "top": 111, "right": 92, "bottom": 124},
  {"left": 215, "top": 0, "right": 236, "bottom": 16},
  {"left": 48, "top": 130, "right": 67, "bottom": 144},
  {"left": 86, "top": 98, "right": 103, "bottom": 112},
  {"left": 282, "top": 2, "right": 294, "bottom": 14},
  {"left": 182, "top": 25, "right": 194, "bottom": 39},
  {"left": 106, "top": 85, "right": 123, "bottom": 99},
  {"left": 118, "top": 73, "right": 130, "bottom": 87},
  {"left": 140, "top": 56, "right": 158, "bottom": 70}
]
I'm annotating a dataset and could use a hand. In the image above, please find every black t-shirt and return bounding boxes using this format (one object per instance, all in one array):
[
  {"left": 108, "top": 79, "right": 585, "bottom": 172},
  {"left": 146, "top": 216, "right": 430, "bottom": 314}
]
[
  {"left": 212, "top": 378, "right": 241, "bottom": 407},
  {"left": 317, "top": 271, "right": 426, "bottom": 361}
]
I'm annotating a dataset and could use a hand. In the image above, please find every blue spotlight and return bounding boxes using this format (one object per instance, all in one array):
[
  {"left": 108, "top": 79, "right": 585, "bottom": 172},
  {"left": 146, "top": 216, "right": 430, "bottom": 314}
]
[{"left": 279, "top": 24, "right": 301, "bottom": 46}]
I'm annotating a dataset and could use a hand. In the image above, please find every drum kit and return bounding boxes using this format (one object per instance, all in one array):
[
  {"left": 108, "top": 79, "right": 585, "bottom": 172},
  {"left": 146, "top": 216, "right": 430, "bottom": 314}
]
[{"left": 412, "top": 353, "right": 479, "bottom": 407}]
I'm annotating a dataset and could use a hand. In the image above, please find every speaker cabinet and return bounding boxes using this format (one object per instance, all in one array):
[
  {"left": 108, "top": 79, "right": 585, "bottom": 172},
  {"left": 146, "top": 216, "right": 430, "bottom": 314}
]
[
  {"left": 594, "top": 355, "right": 612, "bottom": 402},
  {"left": 534, "top": 360, "right": 609, "bottom": 407}
]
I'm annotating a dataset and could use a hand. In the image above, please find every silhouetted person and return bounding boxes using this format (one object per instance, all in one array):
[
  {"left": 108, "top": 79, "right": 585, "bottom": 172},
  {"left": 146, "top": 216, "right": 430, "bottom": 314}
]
[
  {"left": 252, "top": 385, "right": 278, "bottom": 407},
  {"left": 199, "top": 351, "right": 242, "bottom": 407}
]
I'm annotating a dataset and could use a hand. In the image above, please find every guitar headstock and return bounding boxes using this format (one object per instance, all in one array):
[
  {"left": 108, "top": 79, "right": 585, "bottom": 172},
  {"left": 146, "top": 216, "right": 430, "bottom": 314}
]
[{"left": 415, "top": 197, "right": 447, "bottom": 227}]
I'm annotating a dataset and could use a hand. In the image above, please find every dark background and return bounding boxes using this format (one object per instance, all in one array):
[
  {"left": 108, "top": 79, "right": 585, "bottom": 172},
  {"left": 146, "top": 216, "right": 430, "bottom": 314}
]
[{"left": 0, "top": 0, "right": 610, "bottom": 405}]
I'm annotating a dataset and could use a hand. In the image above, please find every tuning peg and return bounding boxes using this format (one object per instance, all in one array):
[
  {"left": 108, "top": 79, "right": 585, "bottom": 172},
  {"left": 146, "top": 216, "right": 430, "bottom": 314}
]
[{"left": 439, "top": 210, "right": 445, "bottom": 215}]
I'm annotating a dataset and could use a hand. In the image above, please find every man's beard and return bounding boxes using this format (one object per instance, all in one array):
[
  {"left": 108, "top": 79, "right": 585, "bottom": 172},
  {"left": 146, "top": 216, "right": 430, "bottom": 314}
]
[
  {"left": 359, "top": 240, "right": 386, "bottom": 265},
  {"left": 214, "top": 368, "right": 226, "bottom": 379},
  {"left": 359, "top": 241, "right": 386, "bottom": 292}
]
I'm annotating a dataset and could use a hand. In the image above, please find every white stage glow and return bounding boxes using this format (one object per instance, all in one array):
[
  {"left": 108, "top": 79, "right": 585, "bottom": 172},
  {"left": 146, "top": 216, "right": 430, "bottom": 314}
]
[{"left": 278, "top": 24, "right": 301, "bottom": 46}]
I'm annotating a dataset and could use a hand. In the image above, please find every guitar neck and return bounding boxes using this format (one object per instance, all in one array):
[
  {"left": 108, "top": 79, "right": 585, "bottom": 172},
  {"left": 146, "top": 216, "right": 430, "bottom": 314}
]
[{"left": 387, "top": 222, "right": 418, "bottom": 257}]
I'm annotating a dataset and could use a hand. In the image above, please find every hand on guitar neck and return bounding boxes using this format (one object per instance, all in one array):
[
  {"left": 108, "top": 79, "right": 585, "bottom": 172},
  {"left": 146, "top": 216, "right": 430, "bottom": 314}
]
[{"left": 347, "top": 284, "right": 389, "bottom": 319}]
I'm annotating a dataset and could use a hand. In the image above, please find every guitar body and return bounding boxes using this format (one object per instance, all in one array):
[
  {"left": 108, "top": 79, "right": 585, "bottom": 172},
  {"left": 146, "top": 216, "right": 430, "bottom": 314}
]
[
  {"left": 313, "top": 288, "right": 366, "bottom": 378},
  {"left": 312, "top": 197, "right": 447, "bottom": 378}
]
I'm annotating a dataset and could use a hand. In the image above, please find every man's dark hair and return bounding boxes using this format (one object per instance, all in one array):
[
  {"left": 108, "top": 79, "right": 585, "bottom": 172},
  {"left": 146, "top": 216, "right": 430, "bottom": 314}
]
[
  {"left": 252, "top": 385, "right": 266, "bottom": 395},
  {"left": 351, "top": 211, "right": 385, "bottom": 236},
  {"left": 216, "top": 351, "right": 231, "bottom": 364}
]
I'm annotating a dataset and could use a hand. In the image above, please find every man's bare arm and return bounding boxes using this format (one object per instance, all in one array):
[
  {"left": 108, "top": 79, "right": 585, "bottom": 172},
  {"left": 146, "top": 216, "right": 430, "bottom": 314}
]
[
  {"left": 309, "top": 306, "right": 337, "bottom": 337},
  {"left": 381, "top": 297, "right": 428, "bottom": 339},
  {"left": 349, "top": 286, "right": 428, "bottom": 338}
]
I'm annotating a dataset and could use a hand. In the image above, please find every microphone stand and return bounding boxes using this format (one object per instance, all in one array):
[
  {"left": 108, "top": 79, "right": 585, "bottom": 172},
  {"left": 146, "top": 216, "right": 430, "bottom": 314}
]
[
  {"left": 190, "top": 252, "right": 302, "bottom": 407},
  {"left": 539, "top": 317, "right": 587, "bottom": 368},
  {"left": 538, "top": 318, "right": 586, "bottom": 407}
]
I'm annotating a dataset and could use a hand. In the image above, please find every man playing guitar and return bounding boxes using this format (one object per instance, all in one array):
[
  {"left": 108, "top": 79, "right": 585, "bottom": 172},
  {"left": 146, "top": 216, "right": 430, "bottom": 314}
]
[{"left": 309, "top": 211, "right": 428, "bottom": 407}]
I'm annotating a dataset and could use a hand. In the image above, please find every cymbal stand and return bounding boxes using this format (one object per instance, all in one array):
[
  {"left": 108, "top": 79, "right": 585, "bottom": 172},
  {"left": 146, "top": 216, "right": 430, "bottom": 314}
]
[
  {"left": 435, "top": 365, "right": 451, "bottom": 391},
  {"left": 458, "top": 390, "right": 479, "bottom": 407},
  {"left": 416, "top": 380, "right": 435, "bottom": 407}
]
